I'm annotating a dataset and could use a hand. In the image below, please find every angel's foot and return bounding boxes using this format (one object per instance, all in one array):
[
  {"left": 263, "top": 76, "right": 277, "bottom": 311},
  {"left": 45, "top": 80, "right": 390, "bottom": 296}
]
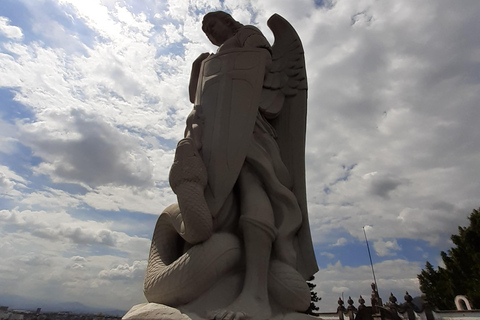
[
  {"left": 208, "top": 294, "right": 271, "bottom": 320},
  {"left": 207, "top": 309, "right": 250, "bottom": 320}
]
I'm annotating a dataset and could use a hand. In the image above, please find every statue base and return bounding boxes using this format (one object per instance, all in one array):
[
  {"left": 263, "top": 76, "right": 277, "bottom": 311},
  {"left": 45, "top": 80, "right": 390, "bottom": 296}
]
[
  {"left": 126, "top": 269, "right": 318, "bottom": 320},
  {"left": 122, "top": 303, "right": 321, "bottom": 320}
]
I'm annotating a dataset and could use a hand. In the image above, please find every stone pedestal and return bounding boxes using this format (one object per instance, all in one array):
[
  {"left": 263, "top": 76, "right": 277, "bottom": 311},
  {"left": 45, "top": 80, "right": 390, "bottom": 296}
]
[{"left": 123, "top": 303, "right": 322, "bottom": 320}]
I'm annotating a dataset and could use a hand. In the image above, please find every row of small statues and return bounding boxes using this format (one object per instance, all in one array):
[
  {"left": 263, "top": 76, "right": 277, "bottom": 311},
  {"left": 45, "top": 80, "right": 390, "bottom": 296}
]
[{"left": 336, "top": 284, "right": 435, "bottom": 320}]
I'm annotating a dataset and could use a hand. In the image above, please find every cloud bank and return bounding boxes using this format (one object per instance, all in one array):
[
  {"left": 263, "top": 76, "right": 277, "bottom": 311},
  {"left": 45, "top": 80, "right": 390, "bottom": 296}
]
[{"left": 1, "top": 0, "right": 479, "bottom": 311}]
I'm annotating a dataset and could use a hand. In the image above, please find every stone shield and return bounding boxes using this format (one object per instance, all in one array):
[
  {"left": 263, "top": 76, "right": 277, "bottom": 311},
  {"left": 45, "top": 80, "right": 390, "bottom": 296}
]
[{"left": 194, "top": 48, "right": 268, "bottom": 217}]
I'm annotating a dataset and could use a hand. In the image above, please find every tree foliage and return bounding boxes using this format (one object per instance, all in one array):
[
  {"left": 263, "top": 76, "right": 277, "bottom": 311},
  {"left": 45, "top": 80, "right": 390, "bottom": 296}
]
[
  {"left": 418, "top": 208, "right": 480, "bottom": 310},
  {"left": 305, "top": 277, "right": 321, "bottom": 316}
]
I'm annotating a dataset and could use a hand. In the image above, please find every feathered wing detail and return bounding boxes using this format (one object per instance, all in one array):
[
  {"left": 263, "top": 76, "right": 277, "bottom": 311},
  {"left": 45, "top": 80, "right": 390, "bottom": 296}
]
[
  {"left": 260, "top": 14, "right": 307, "bottom": 118},
  {"left": 262, "top": 14, "right": 318, "bottom": 279}
]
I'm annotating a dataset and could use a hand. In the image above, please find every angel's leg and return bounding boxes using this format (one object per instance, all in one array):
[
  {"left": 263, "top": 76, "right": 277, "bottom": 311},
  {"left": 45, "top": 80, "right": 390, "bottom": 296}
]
[{"left": 210, "top": 164, "right": 274, "bottom": 320}]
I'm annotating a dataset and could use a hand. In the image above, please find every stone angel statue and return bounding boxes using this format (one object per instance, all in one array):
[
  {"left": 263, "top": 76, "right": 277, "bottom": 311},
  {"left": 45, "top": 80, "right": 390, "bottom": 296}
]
[{"left": 137, "top": 11, "right": 318, "bottom": 320}]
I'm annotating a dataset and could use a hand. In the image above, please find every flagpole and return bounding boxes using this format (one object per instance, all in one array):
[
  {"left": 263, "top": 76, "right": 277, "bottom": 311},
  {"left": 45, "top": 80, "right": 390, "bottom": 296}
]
[{"left": 363, "top": 225, "right": 379, "bottom": 297}]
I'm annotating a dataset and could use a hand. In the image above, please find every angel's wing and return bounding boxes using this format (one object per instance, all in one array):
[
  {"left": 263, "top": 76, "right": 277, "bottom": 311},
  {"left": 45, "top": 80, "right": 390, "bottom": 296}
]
[
  {"left": 262, "top": 14, "right": 318, "bottom": 279},
  {"left": 259, "top": 14, "right": 308, "bottom": 117}
]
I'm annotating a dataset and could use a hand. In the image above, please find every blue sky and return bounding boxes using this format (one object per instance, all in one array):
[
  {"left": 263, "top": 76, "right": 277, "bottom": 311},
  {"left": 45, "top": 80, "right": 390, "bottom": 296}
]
[{"left": 1, "top": 0, "right": 479, "bottom": 313}]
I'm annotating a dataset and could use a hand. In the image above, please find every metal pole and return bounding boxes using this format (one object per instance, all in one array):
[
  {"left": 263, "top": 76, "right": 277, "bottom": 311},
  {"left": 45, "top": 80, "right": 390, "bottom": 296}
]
[{"left": 363, "top": 226, "right": 379, "bottom": 297}]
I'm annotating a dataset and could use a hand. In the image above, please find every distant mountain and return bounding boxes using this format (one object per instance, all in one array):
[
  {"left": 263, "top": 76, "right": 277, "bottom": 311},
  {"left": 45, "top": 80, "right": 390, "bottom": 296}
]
[{"left": 0, "top": 294, "right": 127, "bottom": 316}]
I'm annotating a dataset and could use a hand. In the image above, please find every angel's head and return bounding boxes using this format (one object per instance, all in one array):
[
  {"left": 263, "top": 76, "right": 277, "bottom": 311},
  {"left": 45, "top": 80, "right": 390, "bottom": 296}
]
[{"left": 202, "top": 11, "right": 243, "bottom": 46}]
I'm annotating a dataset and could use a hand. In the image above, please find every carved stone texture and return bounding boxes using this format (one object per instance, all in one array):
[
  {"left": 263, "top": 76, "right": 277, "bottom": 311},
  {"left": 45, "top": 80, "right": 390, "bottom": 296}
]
[
  {"left": 139, "top": 10, "right": 318, "bottom": 320},
  {"left": 123, "top": 304, "right": 194, "bottom": 320}
]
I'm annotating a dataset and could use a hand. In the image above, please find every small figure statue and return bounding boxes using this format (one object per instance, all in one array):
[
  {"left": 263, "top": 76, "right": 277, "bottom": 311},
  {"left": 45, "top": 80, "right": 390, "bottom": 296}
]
[
  {"left": 358, "top": 295, "right": 366, "bottom": 311},
  {"left": 389, "top": 292, "right": 398, "bottom": 306},
  {"left": 403, "top": 292, "right": 416, "bottom": 320},
  {"left": 370, "top": 282, "right": 382, "bottom": 312},
  {"left": 386, "top": 292, "right": 400, "bottom": 316},
  {"left": 346, "top": 296, "right": 357, "bottom": 320},
  {"left": 404, "top": 291, "right": 413, "bottom": 304},
  {"left": 337, "top": 297, "right": 346, "bottom": 320},
  {"left": 142, "top": 11, "right": 318, "bottom": 320}
]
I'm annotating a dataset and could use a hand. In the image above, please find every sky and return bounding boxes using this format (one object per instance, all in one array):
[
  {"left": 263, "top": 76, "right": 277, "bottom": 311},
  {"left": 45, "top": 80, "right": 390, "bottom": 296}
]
[{"left": 0, "top": 0, "right": 479, "bottom": 314}]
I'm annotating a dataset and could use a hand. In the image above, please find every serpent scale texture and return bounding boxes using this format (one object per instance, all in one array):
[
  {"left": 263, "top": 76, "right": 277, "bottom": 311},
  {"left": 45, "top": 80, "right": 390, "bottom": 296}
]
[{"left": 144, "top": 139, "right": 242, "bottom": 306}]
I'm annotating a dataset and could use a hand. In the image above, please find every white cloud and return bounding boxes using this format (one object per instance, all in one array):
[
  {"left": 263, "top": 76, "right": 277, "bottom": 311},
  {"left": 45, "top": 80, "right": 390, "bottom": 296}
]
[
  {"left": 0, "top": 167, "right": 26, "bottom": 199},
  {"left": 57, "top": 0, "right": 122, "bottom": 41},
  {"left": 20, "top": 188, "right": 82, "bottom": 209},
  {"left": 71, "top": 256, "right": 88, "bottom": 262},
  {"left": 332, "top": 286, "right": 349, "bottom": 294},
  {"left": 20, "top": 255, "right": 54, "bottom": 268},
  {"left": 98, "top": 260, "right": 147, "bottom": 280},
  {"left": 320, "top": 252, "right": 335, "bottom": 259},
  {"left": 331, "top": 237, "right": 348, "bottom": 247},
  {"left": 0, "top": 208, "right": 149, "bottom": 309},
  {"left": 0, "top": 209, "right": 118, "bottom": 246},
  {"left": 163, "top": 23, "right": 184, "bottom": 44},
  {"left": 0, "top": 17, "right": 23, "bottom": 40},
  {"left": 373, "top": 238, "right": 401, "bottom": 257},
  {"left": 0, "top": 209, "right": 150, "bottom": 254},
  {"left": 313, "top": 259, "right": 422, "bottom": 311},
  {"left": 0, "top": 0, "right": 479, "bottom": 312},
  {"left": 0, "top": 117, "right": 18, "bottom": 154},
  {"left": 82, "top": 184, "right": 176, "bottom": 215},
  {"left": 0, "top": 165, "right": 26, "bottom": 184}
]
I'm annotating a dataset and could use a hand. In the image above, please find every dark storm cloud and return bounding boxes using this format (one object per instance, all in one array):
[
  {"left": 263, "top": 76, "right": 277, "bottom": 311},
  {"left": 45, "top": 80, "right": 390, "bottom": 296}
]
[
  {"left": 370, "top": 176, "right": 403, "bottom": 199},
  {"left": 20, "top": 109, "right": 153, "bottom": 188}
]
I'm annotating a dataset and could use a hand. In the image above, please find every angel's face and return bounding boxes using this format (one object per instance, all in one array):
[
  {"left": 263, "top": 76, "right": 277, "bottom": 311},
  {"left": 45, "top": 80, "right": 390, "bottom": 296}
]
[{"left": 203, "top": 17, "right": 234, "bottom": 46}]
